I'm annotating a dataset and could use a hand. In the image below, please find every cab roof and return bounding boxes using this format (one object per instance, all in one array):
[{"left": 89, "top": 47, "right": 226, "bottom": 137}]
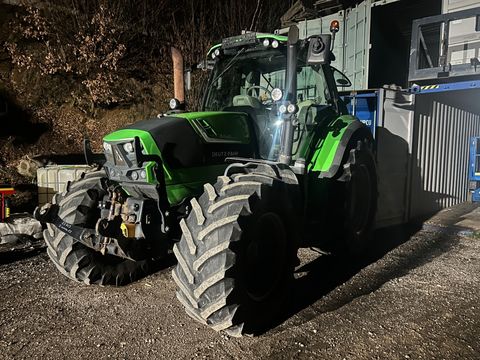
[{"left": 207, "top": 33, "right": 288, "bottom": 56}]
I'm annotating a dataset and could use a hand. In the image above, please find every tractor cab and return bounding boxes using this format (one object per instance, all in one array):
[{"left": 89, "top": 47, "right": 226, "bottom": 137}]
[{"left": 201, "top": 31, "right": 347, "bottom": 163}]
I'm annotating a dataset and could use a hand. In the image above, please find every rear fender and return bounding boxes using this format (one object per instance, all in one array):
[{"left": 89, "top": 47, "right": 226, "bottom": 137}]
[{"left": 308, "top": 116, "right": 373, "bottom": 179}]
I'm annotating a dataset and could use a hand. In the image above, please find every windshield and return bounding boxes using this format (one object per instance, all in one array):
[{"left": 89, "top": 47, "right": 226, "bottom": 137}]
[{"left": 203, "top": 47, "right": 331, "bottom": 160}]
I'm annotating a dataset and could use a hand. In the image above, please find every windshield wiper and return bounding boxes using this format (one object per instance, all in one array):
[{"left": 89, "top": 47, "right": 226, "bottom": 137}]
[
  {"left": 261, "top": 73, "right": 273, "bottom": 90},
  {"left": 210, "top": 48, "right": 246, "bottom": 85}
]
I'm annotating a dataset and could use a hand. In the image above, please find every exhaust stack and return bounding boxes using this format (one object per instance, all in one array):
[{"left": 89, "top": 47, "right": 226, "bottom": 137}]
[{"left": 171, "top": 47, "right": 185, "bottom": 104}]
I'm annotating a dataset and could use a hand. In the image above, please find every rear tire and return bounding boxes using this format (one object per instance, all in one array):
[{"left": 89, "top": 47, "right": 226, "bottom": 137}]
[
  {"left": 44, "top": 170, "right": 156, "bottom": 286},
  {"left": 172, "top": 172, "right": 298, "bottom": 336}
]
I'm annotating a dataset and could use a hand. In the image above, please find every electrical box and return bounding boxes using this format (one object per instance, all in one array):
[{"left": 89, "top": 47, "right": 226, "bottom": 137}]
[{"left": 469, "top": 137, "right": 480, "bottom": 202}]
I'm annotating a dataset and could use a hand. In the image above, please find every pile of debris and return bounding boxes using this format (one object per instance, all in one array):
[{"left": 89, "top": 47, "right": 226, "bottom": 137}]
[{"left": 0, "top": 214, "right": 45, "bottom": 256}]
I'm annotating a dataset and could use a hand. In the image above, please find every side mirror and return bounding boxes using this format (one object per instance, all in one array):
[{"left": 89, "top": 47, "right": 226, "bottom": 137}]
[
  {"left": 286, "top": 25, "right": 299, "bottom": 103},
  {"left": 184, "top": 69, "right": 192, "bottom": 91},
  {"left": 184, "top": 61, "right": 214, "bottom": 93},
  {"left": 331, "top": 66, "right": 352, "bottom": 88},
  {"left": 307, "top": 35, "right": 332, "bottom": 65},
  {"left": 197, "top": 60, "right": 214, "bottom": 71}
]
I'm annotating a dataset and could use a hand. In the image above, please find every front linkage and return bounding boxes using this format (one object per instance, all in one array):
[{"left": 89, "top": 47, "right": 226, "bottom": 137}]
[
  {"left": 35, "top": 179, "right": 170, "bottom": 262},
  {"left": 36, "top": 135, "right": 179, "bottom": 261},
  {"left": 35, "top": 135, "right": 184, "bottom": 285}
]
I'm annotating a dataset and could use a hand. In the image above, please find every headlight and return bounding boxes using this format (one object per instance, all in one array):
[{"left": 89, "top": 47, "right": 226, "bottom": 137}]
[
  {"left": 140, "top": 170, "right": 147, "bottom": 179},
  {"left": 278, "top": 104, "right": 287, "bottom": 114},
  {"left": 103, "top": 142, "right": 112, "bottom": 153},
  {"left": 287, "top": 103, "right": 298, "bottom": 114},
  {"left": 272, "top": 40, "right": 279, "bottom": 48},
  {"left": 169, "top": 98, "right": 181, "bottom": 110},
  {"left": 263, "top": 39, "right": 270, "bottom": 47},
  {"left": 211, "top": 48, "right": 221, "bottom": 59},
  {"left": 271, "top": 88, "right": 283, "bottom": 102},
  {"left": 123, "top": 142, "right": 134, "bottom": 153}
]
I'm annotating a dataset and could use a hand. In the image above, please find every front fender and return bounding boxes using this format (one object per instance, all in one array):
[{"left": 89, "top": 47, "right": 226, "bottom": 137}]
[{"left": 308, "top": 115, "right": 373, "bottom": 178}]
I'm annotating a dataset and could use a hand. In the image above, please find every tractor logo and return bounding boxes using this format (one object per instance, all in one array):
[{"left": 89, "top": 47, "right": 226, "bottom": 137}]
[{"left": 212, "top": 151, "right": 239, "bottom": 158}]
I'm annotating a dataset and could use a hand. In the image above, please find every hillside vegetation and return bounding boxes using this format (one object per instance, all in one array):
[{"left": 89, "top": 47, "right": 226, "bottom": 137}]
[{"left": 0, "top": 0, "right": 291, "bottom": 190}]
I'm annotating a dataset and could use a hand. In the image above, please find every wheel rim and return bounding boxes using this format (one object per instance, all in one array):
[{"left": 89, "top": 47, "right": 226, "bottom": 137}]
[
  {"left": 244, "top": 212, "right": 287, "bottom": 302},
  {"left": 348, "top": 164, "right": 372, "bottom": 235}
]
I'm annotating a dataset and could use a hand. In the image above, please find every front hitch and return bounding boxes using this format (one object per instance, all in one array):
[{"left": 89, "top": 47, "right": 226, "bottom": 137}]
[
  {"left": 34, "top": 203, "right": 157, "bottom": 261},
  {"left": 34, "top": 204, "right": 97, "bottom": 247}
]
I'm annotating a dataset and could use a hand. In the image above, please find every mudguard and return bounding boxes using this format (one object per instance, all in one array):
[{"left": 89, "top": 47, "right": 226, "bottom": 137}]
[{"left": 308, "top": 115, "right": 373, "bottom": 179}]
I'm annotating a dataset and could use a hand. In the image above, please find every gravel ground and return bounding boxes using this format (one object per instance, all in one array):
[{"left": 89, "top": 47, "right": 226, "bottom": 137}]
[{"left": 1, "top": 203, "right": 479, "bottom": 359}]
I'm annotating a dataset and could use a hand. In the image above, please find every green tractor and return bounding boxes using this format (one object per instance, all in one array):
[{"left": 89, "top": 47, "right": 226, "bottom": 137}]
[{"left": 36, "top": 25, "right": 377, "bottom": 336}]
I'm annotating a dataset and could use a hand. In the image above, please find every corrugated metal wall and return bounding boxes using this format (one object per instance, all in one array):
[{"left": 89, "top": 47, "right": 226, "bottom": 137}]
[
  {"left": 443, "top": 0, "right": 480, "bottom": 13},
  {"left": 344, "top": 1, "right": 371, "bottom": 90},
  {"left": 376, "top": 88, "right": 480, "bottom": 225},
  {"left": 409, "top": 89, "right": 480, "bottom": 219}
]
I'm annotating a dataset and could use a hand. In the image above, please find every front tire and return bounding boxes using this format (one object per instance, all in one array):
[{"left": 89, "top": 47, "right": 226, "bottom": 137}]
[
  {"left": 339, "top": 138, "right": 378, "bottom": 254},
  {"left": 44, "top": 170, "right": 157, "bottom": 286},
  {"left": 173, "top": 172, "right": 298, "bottom": 336}
]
